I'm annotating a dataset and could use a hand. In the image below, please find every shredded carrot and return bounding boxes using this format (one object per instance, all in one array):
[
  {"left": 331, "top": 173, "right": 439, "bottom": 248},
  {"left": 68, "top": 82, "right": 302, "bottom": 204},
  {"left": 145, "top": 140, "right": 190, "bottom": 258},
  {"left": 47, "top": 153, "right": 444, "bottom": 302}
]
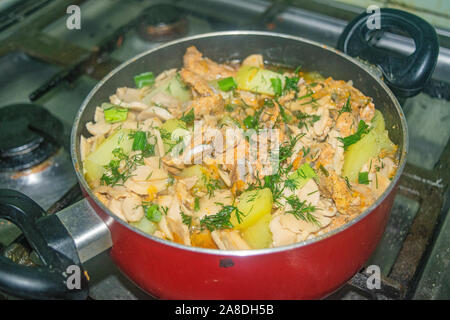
[
  {"left": 146, "top": 185, "right": 158, "bottom": 201},
  {"left": 191, "top": 231, "right": 218, "bottom": 249},
  {"left": 292, "top": 156, "right": 302, "bottom": 170},
  {"left": 231, "top": 180, "right": 245, "bottom": 195}
]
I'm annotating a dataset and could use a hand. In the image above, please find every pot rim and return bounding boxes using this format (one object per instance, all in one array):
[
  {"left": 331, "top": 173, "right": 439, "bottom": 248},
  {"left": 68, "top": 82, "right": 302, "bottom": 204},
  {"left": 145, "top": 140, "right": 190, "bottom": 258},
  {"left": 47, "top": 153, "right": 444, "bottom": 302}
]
[{"left": 71, "top": 30, "right": 409, "bottom": 257}]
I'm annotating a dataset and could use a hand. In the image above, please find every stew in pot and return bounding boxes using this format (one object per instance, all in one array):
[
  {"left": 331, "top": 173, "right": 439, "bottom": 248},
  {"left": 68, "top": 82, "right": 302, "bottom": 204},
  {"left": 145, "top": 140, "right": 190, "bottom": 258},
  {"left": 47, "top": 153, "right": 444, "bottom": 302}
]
[{"left": 80, "top": 46, "right": 398, "bottom": 250}]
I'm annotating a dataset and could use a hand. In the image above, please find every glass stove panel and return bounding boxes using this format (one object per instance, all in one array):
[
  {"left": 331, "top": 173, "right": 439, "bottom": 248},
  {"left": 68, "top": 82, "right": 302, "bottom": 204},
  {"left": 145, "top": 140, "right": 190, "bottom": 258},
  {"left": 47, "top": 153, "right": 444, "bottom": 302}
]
[
  {"left": 0, "top": 52, "right": 61, "bottom": 107},
  {"left": 42, "top": 0, "right": 160, "bottom": 50},
  {"left": 36, "top": 75, "right": 98, "bottom": 128},
  {"left": 403, "top": 93, "right": 450, "bottom": 170},
  {"left": 110, "top": 14, "right": 214, "bottom": 62}
]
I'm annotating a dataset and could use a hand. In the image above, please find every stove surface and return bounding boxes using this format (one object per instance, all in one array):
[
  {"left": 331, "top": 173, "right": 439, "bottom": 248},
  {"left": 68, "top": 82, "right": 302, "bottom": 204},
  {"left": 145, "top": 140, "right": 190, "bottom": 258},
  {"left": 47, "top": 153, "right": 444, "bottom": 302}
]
[{"left": 0, "top": 0, "right": 448, "bottom": 300}]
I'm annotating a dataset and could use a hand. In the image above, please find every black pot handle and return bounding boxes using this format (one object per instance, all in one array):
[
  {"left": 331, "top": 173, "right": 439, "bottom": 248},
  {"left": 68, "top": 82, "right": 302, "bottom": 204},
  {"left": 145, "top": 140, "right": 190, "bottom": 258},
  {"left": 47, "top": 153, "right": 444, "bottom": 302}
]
[
  {"left": 337, "top": 8, "right": 439, "bottom": 98},
  {"left": 0, "top": 189, "right": 88, "bottom": 299}
]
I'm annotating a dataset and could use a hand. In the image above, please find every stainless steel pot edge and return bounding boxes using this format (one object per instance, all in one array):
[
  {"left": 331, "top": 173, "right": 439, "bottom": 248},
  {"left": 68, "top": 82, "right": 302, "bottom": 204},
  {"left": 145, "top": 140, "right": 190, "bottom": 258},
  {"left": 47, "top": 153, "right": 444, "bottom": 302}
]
[{"left": 70, "top": 30, "right": 409, "bottom": 257}]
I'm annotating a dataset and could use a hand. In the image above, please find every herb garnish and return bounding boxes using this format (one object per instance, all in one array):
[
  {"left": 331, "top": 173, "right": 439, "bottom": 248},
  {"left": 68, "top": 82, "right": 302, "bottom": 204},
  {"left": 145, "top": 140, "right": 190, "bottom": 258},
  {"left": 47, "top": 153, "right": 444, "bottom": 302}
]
[
  {"left": 270, "top": 78, "right": 282, "bottom": 96},
  {"left": 358, "top": 171, "right": 370, "bottom": 185},
  {"left": 284, "top": 75, "right": 299, "bottom": 94},
  {"left": 284, "top": 195, "right": 320, "bottom": 225},
  {"left": 344, "top": 176, "right": 352, "bottom": 190},
  {"left": 295, "top": 111, "right": 321, "bottom": 130},
  {"left": 278, "top": 133, "right": 304, "bottom": 163},
  {"left": 194, "top": 197, "right": 200, "bottom": 212},
  {"left": 338, "top": 120, "right": 370, "bottom": 150},
  {"left": 142, "top": 202, "right": 163, "bottom": 222},
  {"left": 100, "top": 147, "right": 143, "bottom": 186},
  {"left": 205, "top": 177, "right": 222, "bottom": 198},
  {"left": 339, "top": 95, "right": 352, "bottom": 115},
  {"left": 319, "top": 164, "right": 329, "bottom": 177},
  {"left": 244, "top": 115, "right": 258, "bottom": 129},
  {"left": 199, "top": 204, "right": 245, "bottom": 231},
  {"left": 100, "top": 131, "right": 156, "bottom": 186},
  {"left": 180, "top": 211, "right": 192, "bottom": 227},
  {"left": 180, "top": 108, "right": 195, "bottom": 125},
  {"left": 130, "top": 130, "right": 155, "bottom": 157}
]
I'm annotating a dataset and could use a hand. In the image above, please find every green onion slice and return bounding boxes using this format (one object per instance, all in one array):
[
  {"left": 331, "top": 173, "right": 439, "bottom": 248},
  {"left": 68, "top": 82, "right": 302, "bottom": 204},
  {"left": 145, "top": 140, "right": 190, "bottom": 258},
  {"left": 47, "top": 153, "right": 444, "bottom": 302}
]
[
  {"left": 358, "top": 171, "right": 370, "bottom": 185},
  {"left": 103, "top": 104, "right": 128, "bottom": 123},
  {"left": 132, "top": 131, "right": 147, "bottom": 151},
  {"left": 134, "top": 72, "right": 155, "bottom": 88},
  {"left": 145, "top": 204, "right": 162, "bottom": 222},
  {"left": 270, "top": 78, "right": 282, "bottom": 96},
  {"left": 218, "top": 76, "right": 237, "bottom": 91}
]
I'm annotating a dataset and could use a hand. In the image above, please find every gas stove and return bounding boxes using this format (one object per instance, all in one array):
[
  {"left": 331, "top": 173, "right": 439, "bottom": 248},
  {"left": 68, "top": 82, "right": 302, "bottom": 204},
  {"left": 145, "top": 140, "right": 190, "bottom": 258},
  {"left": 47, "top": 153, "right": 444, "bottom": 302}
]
[{"left": 0, "top": 0, "right": 448, "bottom": 300}]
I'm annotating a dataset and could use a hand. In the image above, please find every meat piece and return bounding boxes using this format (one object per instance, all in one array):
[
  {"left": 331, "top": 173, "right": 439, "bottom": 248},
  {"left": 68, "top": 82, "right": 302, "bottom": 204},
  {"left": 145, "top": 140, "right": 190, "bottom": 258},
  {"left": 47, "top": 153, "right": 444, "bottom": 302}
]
[
  {"left": 86, "top": 121, "right": 111, "bottom": 137},
  {"left": 93, "top": 185, "right": 130, "bottom": 199},
  {"left": 328, "top": 129, "right": 344, "bottom": 175},
  {"left": 155, "top": 68, "right": 177, "bottom": 83},
  {"left": 318, "top": 170, "right": 375, "bottom": 215},
  {"left": 150, "top": 92, "right": 181, "bottom": 110},
  {"left": 317, "top": 170, "right": 358, "bottom": 215},
  {"left": 316, "top": 198, "right": 337, "bottom": 217},
  {"left": 180, "top": 69, "right": 214, "bottom": 96},
  {"left": 280, "top": 213, "right": 322, "bottom": 234},
  {"left": 124, "top": 179, "right": 151, "bottom": 196},
  {"left": 80, "top": 135, "right": 90, "bottom": 161},
  {"left": 137, "top": 106, "right": 174, "bottom": 121},
  {"left": 360, "top": 101, "right": 375, "bottom": 122},
  {"left": 166, "top": 217, "right": 191, "bottom": 246},
  {"left": 242, "top": 54, "right": 264, "bottom": 68},
  {"left": 196, "top": 189, "right": 233, "bottom": 219},
  {"left": 317, "top": 142, "right": 335, "bottom": 171},
  {"left": 175, "top": 180, "right": 195, "bottom": 210},
  {"left": 162, "top": 196, "right": 191, "bottom": 245},
  {"left": 183, "top": 46, "right": 235, "bottom": 81},
  {"left": 335, "top": 112, "right": 356, "bottom": 137},
  {"left": 211, "top": 230, "right": 250, "bottom": 250},
  {"left": 122, "top": 196, "right": 144, "bottom": 222},
  {"left": 296, "top": 179, "right": 320, "bottom": 206},
  {"left": 190, "top": 94, "right": 224, "bottom": 118},
  {"left": 115, "top": 87, "right": 145, "bottom": 102},
  {"left": 218, "top": 168, "right": 232, "bottom": 187},
  {"left": 108, "top": 198, "right": 127, "bottom": 221},
  {"left": 269, "top": 215, "right": 297, "bottom": 247},
  {"left": 313, "top": 106, "right": 332, "bottom": 140},
  {"left": 239, "top": 91, "right": 259, "bottom": 108},
  {"left": 109, "top": 94, "right": 148, "bottom": 111}
]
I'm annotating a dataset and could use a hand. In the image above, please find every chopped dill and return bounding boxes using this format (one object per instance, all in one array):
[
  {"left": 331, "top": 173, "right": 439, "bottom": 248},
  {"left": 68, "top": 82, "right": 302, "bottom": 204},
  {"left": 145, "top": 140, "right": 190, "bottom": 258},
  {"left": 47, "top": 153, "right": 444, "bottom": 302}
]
[
  {"left": 194, "top": 197, "right": 200, "bottom": 212},
  {"left": 199, "top": 204, "right": 245, "bottom": 231},
  {"left": 338, "top": 120, "right": 370, "bottom": 150},
  {"left": 180, "top": 211, "right": 192, "bottom": 227},
  {"left": 180, "top": 108, "right": 195, "bottom": 125},
  {"left": 284, "top": 195, "right": 320, "bottom": 226},
  {"left": 339, "top": 95, "right": 352, "bottom": 115}
]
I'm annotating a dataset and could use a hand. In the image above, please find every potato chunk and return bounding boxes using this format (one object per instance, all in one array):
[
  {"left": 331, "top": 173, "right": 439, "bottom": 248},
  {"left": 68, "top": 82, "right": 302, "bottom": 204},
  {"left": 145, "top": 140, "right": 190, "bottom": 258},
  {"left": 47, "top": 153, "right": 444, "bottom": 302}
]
[
  {"left": 236, "top": 66, "right": 285, "bottom": 96},
  {"left": 231, "top": 188, "right": 273, "bottom": 229},
  {"left": 83, "top": 129, "right": 132, "bottom": 184},
  {"left": 242, "top": 213, "right": 272, "bottom": 249},
  {"left": 342, "top": 111, "right": 396, "bottom": 181}
]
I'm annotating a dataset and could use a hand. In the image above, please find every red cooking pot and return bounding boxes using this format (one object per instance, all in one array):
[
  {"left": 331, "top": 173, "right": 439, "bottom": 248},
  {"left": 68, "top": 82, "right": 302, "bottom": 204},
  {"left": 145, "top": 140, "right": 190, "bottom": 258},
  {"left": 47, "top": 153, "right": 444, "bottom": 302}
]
[{"left": 0, "top": 9, "right": 439, "bottom": 299}]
